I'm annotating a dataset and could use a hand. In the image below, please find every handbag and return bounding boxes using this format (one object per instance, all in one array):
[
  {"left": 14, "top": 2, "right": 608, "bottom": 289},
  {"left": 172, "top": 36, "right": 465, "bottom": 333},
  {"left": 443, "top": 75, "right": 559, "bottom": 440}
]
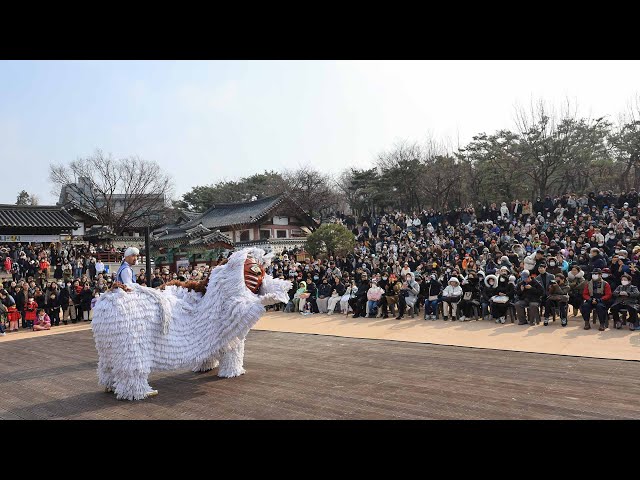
[
  {"left": 386, "top": 295, "right": 399, "bottom": 305},
  {"left": 491, "top": 295, "right": 509, "bottom": 304},
  {"left": 442, "top": 295, "right": 461, "bottom": 303}
]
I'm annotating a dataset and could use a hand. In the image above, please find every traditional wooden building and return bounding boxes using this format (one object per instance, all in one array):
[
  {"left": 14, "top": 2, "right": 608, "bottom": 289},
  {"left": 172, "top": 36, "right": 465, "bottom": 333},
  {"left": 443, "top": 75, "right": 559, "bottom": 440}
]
[
  {"left": 0, "top": 204, "right": 79, "bottom": 244},
  {"left": 152, "top": 193, "right": 316, "bottom": 263}
]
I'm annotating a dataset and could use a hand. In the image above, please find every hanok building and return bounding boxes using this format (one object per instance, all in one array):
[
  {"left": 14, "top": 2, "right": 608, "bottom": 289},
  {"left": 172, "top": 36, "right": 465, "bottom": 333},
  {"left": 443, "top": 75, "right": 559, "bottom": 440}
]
[
  {"left": 0, "top": 204, "right": 79, "bottom": 245},
  {"left": 152, "top": 193, "right": 316, "bottom": 270}
]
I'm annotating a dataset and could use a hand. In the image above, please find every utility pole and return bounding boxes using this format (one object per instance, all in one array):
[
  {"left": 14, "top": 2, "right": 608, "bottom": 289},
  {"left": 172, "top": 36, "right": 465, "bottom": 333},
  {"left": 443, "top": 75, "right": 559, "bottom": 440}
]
[{"left": 145, "top": 225, "right": 151, "bottom": 287}]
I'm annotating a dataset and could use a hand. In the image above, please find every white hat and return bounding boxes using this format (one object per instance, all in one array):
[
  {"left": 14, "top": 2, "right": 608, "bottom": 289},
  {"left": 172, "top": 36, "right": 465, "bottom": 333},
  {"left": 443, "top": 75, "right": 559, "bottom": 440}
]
[{"left": 124, "top": 247, "right": 140, "bottom": 257}]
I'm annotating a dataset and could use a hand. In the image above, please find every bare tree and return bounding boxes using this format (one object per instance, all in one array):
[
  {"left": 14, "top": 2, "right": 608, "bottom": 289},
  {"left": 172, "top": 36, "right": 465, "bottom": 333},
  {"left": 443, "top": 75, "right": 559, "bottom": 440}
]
[
  {"left": 50, "top": 149, "right": 173, "bottom": 234},
  {"left": 281, "top": 165, "right": 338, "bottom": 223}
]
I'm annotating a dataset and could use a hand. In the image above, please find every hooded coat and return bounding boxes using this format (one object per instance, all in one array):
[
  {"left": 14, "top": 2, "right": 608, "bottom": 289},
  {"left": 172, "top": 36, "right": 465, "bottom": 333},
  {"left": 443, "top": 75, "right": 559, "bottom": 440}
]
[
  {"left": 482, "top": 274, "right": 498, "bottom": 302},
  {"left": 402, "top": 272, "right": 420, "bottom": 306},
  {"left": 442, "top": 277, "right": 463, "bottom": 300}
]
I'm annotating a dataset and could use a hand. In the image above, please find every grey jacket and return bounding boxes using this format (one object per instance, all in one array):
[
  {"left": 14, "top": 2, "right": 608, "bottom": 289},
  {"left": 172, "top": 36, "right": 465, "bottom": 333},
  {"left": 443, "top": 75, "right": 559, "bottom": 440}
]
[{"left": 612, "top": 284, "right": 640, "bottom": 307}]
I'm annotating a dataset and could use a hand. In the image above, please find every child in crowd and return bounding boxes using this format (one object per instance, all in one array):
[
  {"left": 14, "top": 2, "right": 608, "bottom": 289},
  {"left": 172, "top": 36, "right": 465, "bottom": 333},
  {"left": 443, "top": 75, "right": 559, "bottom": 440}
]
[
  {"left": 24, "top": 296, "right": 38, "bottom": 329},
  {"left": 33, "top": 308, "right": 51, "bottom": 331}
]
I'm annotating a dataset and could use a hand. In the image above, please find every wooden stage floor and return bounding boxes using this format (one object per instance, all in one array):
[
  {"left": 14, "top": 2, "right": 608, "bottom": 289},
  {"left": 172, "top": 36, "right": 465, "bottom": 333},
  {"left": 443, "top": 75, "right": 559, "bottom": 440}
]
[{"left": 1, "top": 329, "right": 639, "bottom": 419}]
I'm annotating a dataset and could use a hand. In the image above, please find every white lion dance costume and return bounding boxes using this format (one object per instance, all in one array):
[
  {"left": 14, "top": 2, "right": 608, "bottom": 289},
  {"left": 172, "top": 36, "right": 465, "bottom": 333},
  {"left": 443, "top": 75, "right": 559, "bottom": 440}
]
[{"left": 92, "top": 248, "right": 291, "bottom": 400}]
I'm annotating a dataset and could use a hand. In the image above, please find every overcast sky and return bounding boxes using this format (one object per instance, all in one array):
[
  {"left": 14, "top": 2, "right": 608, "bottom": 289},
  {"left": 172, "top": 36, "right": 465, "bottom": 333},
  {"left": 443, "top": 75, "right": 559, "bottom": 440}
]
[{"left": 1, "top": 60, "right": 639, "bottom": 205}]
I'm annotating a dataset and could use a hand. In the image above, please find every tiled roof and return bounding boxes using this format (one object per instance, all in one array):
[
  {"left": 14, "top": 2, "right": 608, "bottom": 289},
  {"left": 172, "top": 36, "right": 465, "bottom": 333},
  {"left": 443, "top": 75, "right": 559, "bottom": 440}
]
[
  {"left": 0, "top": 205, "right": 79, "bottom": 229},
  {"left": 179, "top": 194, "right": 288, "bottom": 230},
  {"left": 62, "top": 201, "right": 99, "bottom": 220}
]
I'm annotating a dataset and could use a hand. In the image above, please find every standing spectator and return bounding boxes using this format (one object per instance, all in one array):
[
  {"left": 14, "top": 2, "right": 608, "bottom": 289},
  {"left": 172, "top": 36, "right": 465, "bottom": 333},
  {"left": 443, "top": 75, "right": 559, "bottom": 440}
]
[
  {"left": 95, "top": 258, "right": 105, "bottom": 277},
  {"left": 39, "top": 256, "right": 50, "bottom": 283},
  {"left": 59, "top": 281, "right": 75, "bottom": 325},
  {"left": 74, "top": 257, "right": 83, "bottom": 279},
  {"left": 24, "top": 296, "right": 38, "bottom": 329},
  {"left": 46, "top": 282, "right": 60, "bottom": 327},
  {"left": 79, "top": 283, "right": 93, "bottom": 321},
  {"left": 62, "top": 259, "right": 73, "bottom": 282},
  {"left": 15, "top": 283, "right": 28, "bottom": 328}
]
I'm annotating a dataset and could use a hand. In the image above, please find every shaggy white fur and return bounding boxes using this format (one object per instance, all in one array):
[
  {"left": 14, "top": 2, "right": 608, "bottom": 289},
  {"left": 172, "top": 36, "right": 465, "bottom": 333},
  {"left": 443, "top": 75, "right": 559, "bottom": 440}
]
[{"left": 92, "top": 248, "right": 291, "bottom": 401}]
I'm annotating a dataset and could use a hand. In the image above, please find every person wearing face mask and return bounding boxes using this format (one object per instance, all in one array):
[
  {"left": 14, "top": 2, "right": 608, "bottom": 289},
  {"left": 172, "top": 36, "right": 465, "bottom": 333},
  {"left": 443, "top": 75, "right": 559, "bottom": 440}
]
[
  {"left": 366, "top": 280, "right": 384, "bottom": 318},
  {"left": 381, "top": 274, "right": 401, "bottom": 319},
  {"left": 317, "top": 275, "right": 334, "bottom": 313},
  {"left": 440, "top": 276, "right": 462, "bottom": 321},
  {"left": 601, "top": 267, "right": 618, "bottom": 291},
  {"left": 305, "top": 278, "right": 320, "bottom": 314},
  {"left": 515, "top": 270, "right": 543, "bottom": 325},
  {"left": 587, "top": 248, "right": 607, "bottom": 275},
  {"left": 610, "top": 273, "right": 640, "bottom": 330},
  {"left": 422, "top": 273, "right": 442, "bottom": 320},
  {"left": 396, "top": 272, "right": 420, "bottom": 319},
  {"left": 350, "top": 272, "right": 370, "bottom": 318},
  {"left": 536, "top": 263, "right": 555, "bottom": 324},
  {"left": 490, "top": 273, "right": 515, "bottom": 324},
  {"left": 546, "top": 256, "right": 562, "bottom": 276},
  {"left": 580, "top": 268, "right": 612, "bottom": 331},
  {"left": 567, "top": 266, "right": 586, "bottom": 318},
  {"left": 459, "top": 273, "right": 481, "bottom": 321},
  {"left": 326, "top": 277, "right": 345, "bottom": 315},
  {"left": 546, "top": 274, "right": 570, "bottom": 326}
]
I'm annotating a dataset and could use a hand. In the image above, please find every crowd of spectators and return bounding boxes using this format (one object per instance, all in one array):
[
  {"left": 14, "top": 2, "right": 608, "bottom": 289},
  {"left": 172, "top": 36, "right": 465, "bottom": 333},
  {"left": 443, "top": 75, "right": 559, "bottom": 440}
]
[
  {"left": 0, "top": 241, "right": 212, "bottom": 335},
  {"left": 266, "top": 190, "right": 640, "bottom": 333},
  {"left": 4, "top": 189, "right": 640, "bottom": 337}
]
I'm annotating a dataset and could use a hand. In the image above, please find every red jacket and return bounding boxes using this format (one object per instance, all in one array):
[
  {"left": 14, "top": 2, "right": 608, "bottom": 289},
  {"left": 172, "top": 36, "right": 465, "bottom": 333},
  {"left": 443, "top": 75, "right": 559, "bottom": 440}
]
[
  {"left": 4, "top": 257, "right": 11, "bottom": 271},
  {"left": 24, "top": 300, "right": 38, "bottom": 321},
  {"left": 582, "top": 281, "right": 612, "bottom": 302}
]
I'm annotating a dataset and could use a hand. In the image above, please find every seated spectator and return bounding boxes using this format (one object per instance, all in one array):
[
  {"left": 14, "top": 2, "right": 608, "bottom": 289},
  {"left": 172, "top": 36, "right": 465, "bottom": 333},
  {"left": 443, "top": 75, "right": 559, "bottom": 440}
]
[
  {"left": 610, "top": 273, "right": 639, "bottom": 330},
  {"left": 441, "top": 277, "right": 462, "bottom": 321},
  {"left": 340, "top": 281, "right": 356, "bottom": 314},
  {"left": 580, "top": 268, "right": 612, "bottom": 331},
  {"left": 396, "top": 272, "right": 420, "bottom": 319},
  {"left": 515, "top": 270, "right": 543, "bottom": 325},
  {"left": 33, "top": 308, "right": 51, "bottom": 331},
  {"left": 490, "top": 273, "right": 514, "bottom": 324},
  {"left": 459, "top": 272, "right": 480, "bottom": 321},
  {"left": 366, "top": 280, "right": 384, "bottom": 318},
  {"left": 327, "top": 278, "right": 345, "bottom": 315},
  {"left": 294, "top": 281, "right": 308, "bottom": 313},
  {"left": 546, "top": 273, "right": 570, "bottom": 326},
  {"left": 316, "top": 277, "right": 333, "bottom": 314}
]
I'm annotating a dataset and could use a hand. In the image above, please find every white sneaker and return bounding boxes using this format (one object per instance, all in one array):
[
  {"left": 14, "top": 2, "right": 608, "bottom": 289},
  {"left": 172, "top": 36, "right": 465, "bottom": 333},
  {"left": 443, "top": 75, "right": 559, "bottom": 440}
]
[
  {"left": 500, "top": 317, "right": 506, "bottom": 324},
  {"left": 495, "top": 318, "right": 500, "bottom": 323},
  {"left": 459, "top": 316, "right": 466, "bottom": 321},
  {"left": 0, "top": 332, "right": 5, "bottom": 336}
]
